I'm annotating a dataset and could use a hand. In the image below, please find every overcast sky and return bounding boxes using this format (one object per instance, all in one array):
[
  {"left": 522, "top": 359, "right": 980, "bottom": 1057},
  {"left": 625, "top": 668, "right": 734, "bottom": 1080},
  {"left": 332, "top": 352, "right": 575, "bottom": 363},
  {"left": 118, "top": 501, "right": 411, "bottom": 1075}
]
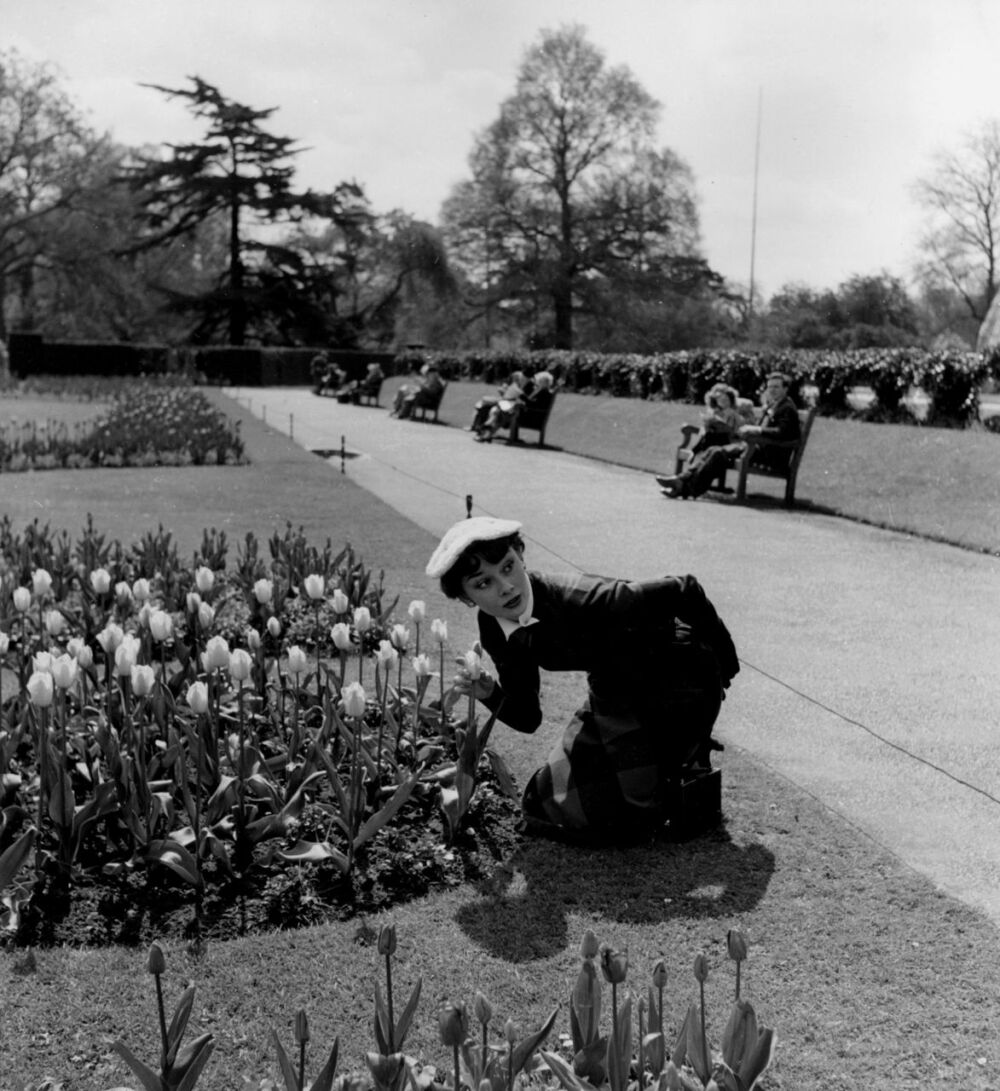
[{"left": 8, "top": 0, "right": 1000, "bottom": 299}]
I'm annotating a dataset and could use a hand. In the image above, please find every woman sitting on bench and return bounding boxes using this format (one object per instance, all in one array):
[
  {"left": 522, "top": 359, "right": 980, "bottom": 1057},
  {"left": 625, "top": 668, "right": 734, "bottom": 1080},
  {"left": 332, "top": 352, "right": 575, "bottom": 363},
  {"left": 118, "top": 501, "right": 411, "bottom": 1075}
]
[
  {"left": 427, "top": 516, "right": 738, "bottom": 843},
  {"left": 475, "top": 371, "right": 554, "bottom": 443}
]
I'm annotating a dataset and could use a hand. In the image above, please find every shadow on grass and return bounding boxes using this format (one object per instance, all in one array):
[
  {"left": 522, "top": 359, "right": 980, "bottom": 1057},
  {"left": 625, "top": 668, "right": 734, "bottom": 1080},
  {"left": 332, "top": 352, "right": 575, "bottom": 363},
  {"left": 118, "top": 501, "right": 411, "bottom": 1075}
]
[{"left": 455, "top": 822, "right": 774, "bottom": 962}]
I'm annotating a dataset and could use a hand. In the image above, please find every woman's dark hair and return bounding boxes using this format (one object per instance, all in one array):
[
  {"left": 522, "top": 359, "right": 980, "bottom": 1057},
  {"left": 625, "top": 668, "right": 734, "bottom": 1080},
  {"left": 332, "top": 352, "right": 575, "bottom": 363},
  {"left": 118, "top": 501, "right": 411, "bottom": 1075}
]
[{"left": 440, "top": 532, "right": 525, "bottom": 601}]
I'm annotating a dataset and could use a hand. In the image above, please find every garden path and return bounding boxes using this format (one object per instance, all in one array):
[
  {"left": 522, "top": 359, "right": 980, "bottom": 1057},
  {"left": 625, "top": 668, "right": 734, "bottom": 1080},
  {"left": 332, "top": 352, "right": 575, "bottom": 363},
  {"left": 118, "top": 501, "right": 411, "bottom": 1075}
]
[{"left": 227, "top": 386, "right": 1000, "bottom": 932}]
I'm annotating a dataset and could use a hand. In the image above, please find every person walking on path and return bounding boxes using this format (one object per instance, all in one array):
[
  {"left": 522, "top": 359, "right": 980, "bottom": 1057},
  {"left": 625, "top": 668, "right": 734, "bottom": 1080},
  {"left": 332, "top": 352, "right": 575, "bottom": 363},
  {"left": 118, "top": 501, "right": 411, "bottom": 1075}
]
[{"left": 427, "top": 516, "right": 739, "bottom": 842}]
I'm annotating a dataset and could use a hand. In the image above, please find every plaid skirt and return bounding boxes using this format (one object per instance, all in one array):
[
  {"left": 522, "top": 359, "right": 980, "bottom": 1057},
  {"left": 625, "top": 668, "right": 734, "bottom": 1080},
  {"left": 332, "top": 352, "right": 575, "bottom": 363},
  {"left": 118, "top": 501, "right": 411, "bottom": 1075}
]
[{"left": 521, "top": 642, "right": 722, "bottom": 836}]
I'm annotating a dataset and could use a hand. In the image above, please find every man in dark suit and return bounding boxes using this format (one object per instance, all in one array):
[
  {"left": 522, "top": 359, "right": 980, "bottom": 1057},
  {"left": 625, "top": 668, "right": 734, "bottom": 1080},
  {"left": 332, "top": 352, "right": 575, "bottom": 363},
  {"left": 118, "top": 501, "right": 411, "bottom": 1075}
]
[{"left": 656, "top": 372, "right": 801, "bottom": 499}]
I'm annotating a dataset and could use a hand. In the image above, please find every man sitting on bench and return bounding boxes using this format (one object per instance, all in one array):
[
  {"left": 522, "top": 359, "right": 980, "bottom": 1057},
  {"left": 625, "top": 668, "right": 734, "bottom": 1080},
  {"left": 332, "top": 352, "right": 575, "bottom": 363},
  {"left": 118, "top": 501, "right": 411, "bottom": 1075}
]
[{"left": 655, "top": 372, "right": 801, "bottom": 499}]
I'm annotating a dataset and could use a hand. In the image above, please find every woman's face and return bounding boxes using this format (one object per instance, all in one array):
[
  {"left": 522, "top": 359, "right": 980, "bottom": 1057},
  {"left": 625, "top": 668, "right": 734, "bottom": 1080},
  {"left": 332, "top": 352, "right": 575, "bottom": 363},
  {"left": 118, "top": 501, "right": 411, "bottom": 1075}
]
[{"left": 461, "top": 547, "right": 531, "bottom": 619}]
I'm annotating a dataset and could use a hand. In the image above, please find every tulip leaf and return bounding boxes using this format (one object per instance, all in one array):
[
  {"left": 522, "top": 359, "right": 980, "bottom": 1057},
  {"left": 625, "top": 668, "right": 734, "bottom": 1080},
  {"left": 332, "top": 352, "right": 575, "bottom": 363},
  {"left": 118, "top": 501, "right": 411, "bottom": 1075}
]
[
  {"left": 147, "top": 839, "right": 202, "bottom": 889},
  {"left": 484, "top": 748, "right": 519, "bottom": 800},
  {"left": 393, "top": 977, "right": 423, "bottom": 1052},
  {"left": 172, "top": 1034, "right": 215, "bottom": 1091},
  {"left": 0, "top": 829, "right": 35, "bottom": 892},
  {"left": 310, "top": 1036, "right": 340, "bottom": 1091},
  {"left": 111, "top": 1041, "right": 163, "bottom": 1091},
  {"left": 541, "top": 1049, "right": 598, "bottom": 1091},
  {"left": 511, "top": 1004, "right": 559, "bottom": 1075},
  {"left": 278, "top": 840, "right": 350, "bottom": 872},
  {"left": 739, "top": 1026, "right": 775, "bottom": 1089},
  {"left": 354, "top": 772, "right": 420, "bottom": 849},
  {"left": 271, "top": 1029, "right": 300, "bottom": 1091}
]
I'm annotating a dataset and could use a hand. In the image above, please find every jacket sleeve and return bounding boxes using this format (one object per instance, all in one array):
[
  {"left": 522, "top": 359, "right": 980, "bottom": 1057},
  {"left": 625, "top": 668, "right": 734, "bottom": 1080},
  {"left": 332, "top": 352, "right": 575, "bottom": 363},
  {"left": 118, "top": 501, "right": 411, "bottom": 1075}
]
[
  {"left": 759, "top": 402, "right": 801, "bottom": 442},
  {"left": 478, "top": 617, "right": 544, "bottom": 733}
]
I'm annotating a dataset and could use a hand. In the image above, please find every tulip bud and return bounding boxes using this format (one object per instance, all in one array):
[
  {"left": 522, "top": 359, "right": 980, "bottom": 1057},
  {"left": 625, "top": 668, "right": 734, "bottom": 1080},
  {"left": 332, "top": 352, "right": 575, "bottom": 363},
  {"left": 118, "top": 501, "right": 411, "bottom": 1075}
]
[
  {"left": 294, "top": 1009, "right": 310, "bottom": 1044},
  {"left": 286, "top": 645, "right": 308, "bottom": 675},
  {"left": 473, "top": 991, "right": 492, "bottom": 1027},
  {"left": 600, "top": 945, "right": 628, "bottom": 985},
  {"left": 97, "top": 622, "right": 124, "bottom": 656},
  {"left": 27, "top": 670, "right": 54, "bottom": 708},
  {"left": 147, "top": 942, "right": 167, "bottom": 975},
  {"left": 202, "top": 635, "right": 231, "bottom": 672},
  {"left": 580, "top": 930, "right": 600, "bottom": 959},
  {"left": 353, "top": 606, "right": 371, "bottom": 633},
  {"left": 229, "top": 648, "right": 253, "bottom": 682},
  {"left": 332, "top": 588, "right": 349, "bottom": 614},
  {"left": 45, "top": 610, "right": 66, "bottom": 637},
  {"left": 390, "top": 624, "right": 409, "bottom": 651},
  {"left": 195, "top": 566, "right": 215, "bottom": 594},
  {"left": 412, "top": 653, "right": 432, "bottom": 678},
  {"left": 90, "top": 567, "right": 111, "bottom": 594},
  {"left": 198, "top": 602, "right": 215, "bottom": 630},
  {"left": 330, "top": 622, "right": 352, "bottom": 651},
  {"left": 376, "top": 640, "right": 398, "bottom": 669},
  {"left": 246, "top": 628, "right": 262, "bottom": 652},
  {"left": 651, "top": 958, "right": 668, "bottom": 989},
  {"left": 727, "top": 929, "right": 748, "bottom": 963},
  {"left": 303, "top": 573, "right": 325, "bottom": 600},
  {"left": 131, "top": 664, "right": 156, "bottom": 697},
  {"left": 149, "top": 609, "right": 174, "bottom": 643},
  {"left": 115, "top": 581, "right": 133, "bottom": 607},
  {"left": 342, "top": 681, "right": 367, "bottom": 719},
  {"left": 438, "top": 1002, "right": 468, "bottom": 1047},
  {"left": 33, "top": 651, "right": 53, "bottom": 675},
  {"left": 32, "top": 568, "right": 52, "bottom": 598},
  {"left": 377, "top": 922, "right": 397, "bottom": 956},
  {"left": 186, "top": 591, "right": 201, "bottom": 614},
  {"left": 51, "top": 654, "right": 79, "bottom": 691},
  {"left": 115, "top": 637, "right": 139, "bottom": 677},
  {"left": 267, "top": 616, "right": 281, "bottom": 638},
  {"left": 137, "top": 603, "right": 152, "bottom": 630},
  {"left": 431, "top": 618, "right": 448, "bottom": 645},
  {"left": 504, "top": 1018, "right": 519, "bottom": 1046},
  {"left": 462, "top": 649, "right": 482, "bottom": 680},
  {"left": 407, "top": 599, "right": 426, "bottom": 623},
  {"left": 253, "top": 578, "right": 273, "bottom": 605},
  {"left": 12, "top": 587, "right": 31, "bottom": 613},
  {"left": 693, "top": 953, "right": 709, "bottom": 984},
  {"left": 0, "top": 631, "right": 9, "bottom": 656},
  {"left": 132, "top": 578, "right": 151, "bottom": 603},
  {"left": 74, "top": 643, "right": 94, "bottom": 670},
  {"left": 186, "top": 681, "right": 209, "bottom": 714}
]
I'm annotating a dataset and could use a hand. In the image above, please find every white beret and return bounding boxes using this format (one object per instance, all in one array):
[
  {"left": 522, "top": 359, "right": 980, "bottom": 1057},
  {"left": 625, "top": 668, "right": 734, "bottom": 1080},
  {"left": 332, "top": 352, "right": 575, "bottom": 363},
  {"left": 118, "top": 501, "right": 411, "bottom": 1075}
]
[{"left": 426, "top": 517, "right": 523, "bottom": 578}]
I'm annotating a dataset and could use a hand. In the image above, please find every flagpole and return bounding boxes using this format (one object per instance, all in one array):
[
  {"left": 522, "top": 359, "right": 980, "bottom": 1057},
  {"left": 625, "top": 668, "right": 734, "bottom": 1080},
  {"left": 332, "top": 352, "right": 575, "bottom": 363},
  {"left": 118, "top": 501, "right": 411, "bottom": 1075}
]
[{"left": 748, "top": 86, "right": 763, "bottom": 328}]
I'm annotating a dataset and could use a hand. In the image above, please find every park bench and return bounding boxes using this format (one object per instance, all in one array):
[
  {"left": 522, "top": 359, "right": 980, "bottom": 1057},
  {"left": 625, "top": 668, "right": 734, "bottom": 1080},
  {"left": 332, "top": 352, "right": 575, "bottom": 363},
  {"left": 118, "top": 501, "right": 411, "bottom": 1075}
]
[
  {"left": 673, "top": 406, "right": 816, "bottom": 508},
  {"left": 355, "top": 372, "right": 383, "bottom": 406},
  {"left": 410, "top": 381, "right": 448, "bottom": 422},
  {"left": 508, "top": 390, "right": 558, "bottom": 447}
]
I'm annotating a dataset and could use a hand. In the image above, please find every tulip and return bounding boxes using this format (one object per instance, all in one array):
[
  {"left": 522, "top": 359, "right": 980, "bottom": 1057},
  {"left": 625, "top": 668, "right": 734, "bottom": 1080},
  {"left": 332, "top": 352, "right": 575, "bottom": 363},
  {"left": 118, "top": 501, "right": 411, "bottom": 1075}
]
[
  {"left": 728, "top": 928, "right": 748, "bottom": 1000},
  {"left": 253, "top": 578, "right": 273, "bottom": 605},
  {"left": 51, "top": 654, "right": 78, "bottom": 690},
  {"left": 438, "top": 1002, "right": 468, "bottom": 1048},
  {"left": 115, "top": 637, "right": 139, "bottom": 677},
  {"left": 504, "top": 1018, "right": 519, "bottom": 1046},
  {"left": 246, "top": 628, "right": 262, "bottom": 652},
  {"left": 693, "top": 953, "right": 709, "bottom": 983},
  {"left": 137, "top": 603, "right": 152, "bottom": 630},
  {"left": 342, "top": 681, "right": 367, "bottom": 719},
  {"left": 74, "top": 643, "right": 94, "bottom": 670},
  {"left": 267, "top": 616, "right": 282, "bottom": 638},
  {"left": 332, "top": 588, "right": 349, "bottom": 614},
  {"left": 32, "top": 568, "right": 52, "bottom": 598},
  {"left": 600, "top": 945, "right": 628, "bottom": 985},
  {"left": 186, "top": 681, "right": 209, "bottom": 714},
  {"left": 0, "top": 632, "right": 9, "bottom": 656},
  {"left": 33, "top": 651, "right": 53, "bottom": 675},
  {"left": 353, "top": 606, "right": 371, "bottom": 633},
  {"left": 202, "top": 635, "right": 231, "bottom": 672},
  {"left": 580, "top": 930, "right": 600, "bottom": 959},
  {"left": 90, "top": 567, "right": 111, "bottom": 594},
  {"left": 286, "top": 645, "right": 308, "bottom": 675},
  {"left": 147, "top": 942, "right": 166, "bottom": 975},
  {"left": 186, "top": 591, "right": 201, "bottom": 614},
  {"left": 412, "top": 653, "right": 432, "bottom": 677},
  {"left": 45, "top": 610, "right": 66, "bottom": 637},
  {"left": 303, "top": 573, "right": 325, "bottom": 600},
  {"left": 229, "top": 648, "right": 253, "bottom": 681},
  {"left": 462, "top": 649, "right": 482, "bottom": 680},
  {"left": 131, "top": 664, "right": 156, "bottom": 697},
  {"left": 27, "top": 670, "right": 54, "bottom": 708},
  {"left": 12, "top": 587, "right": 31, "bottom": 613},
  {"left": 295, "top": 1009, "right": 310, "bottom": 1044},
  {"left": 407, "top": 600, "right": 426, "bottom": 623},
  {"left": 390, "top": 624, "right": 410, "bottom": 651},
  {"left": 330, "top": 622, "right": 352, "bottom": 651},
  {"left": 195, "top": 566, "right": 215, "bottom": 594},
  {"left": 652, "top": 958, "right": 668, "bottom": 989},
  {"left": 473, "top": 991, "right": 492, "bottom": 1027},
  {"left": 132, "top": 578, "right": 151, "bottom": 603},
  {"left": 97, "top": 623, "right": 124, "bottom": 656},
  {"left": 366, "top": 1052, "right": 405, "bottom": 1088},
  {"left": 431, "top": 618, "right": 448, "bottom": 644},
  {"left": 115, "top": 581, "right": 133, "bottom": 607},
  {"left": 148, "top": 609, "right": 174, "bottom": 643},
  {"left": 198, "top": 602, "right": 215, "bottom": 630},
  {"left": 376, "top": 640, "right": 398, "bottom": 670},
  {"left": 377, "top": 922, "right": 397, "bottom": 956}
]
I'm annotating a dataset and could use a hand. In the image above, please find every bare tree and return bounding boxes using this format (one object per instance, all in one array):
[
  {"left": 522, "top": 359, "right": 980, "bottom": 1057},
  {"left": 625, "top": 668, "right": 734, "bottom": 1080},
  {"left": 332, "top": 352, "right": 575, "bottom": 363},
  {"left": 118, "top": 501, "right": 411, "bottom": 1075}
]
[{"left": 913, "top": 119, "right": 1000, "bottom": 324}]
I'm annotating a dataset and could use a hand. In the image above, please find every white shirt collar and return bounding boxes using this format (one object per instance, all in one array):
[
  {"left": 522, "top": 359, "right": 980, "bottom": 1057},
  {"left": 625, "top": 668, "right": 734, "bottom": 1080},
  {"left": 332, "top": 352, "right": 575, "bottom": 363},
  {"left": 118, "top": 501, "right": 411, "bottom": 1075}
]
[{"left": 495, "top": 582, "right": 538, "bottom": 640}]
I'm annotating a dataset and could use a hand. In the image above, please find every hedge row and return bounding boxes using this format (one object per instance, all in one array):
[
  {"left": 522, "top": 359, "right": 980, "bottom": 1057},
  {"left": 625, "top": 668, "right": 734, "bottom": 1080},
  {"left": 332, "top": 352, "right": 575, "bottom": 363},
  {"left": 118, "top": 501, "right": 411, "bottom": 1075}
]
[{"left": 395, "top": 347, "right": 1000, "bottom": 426}]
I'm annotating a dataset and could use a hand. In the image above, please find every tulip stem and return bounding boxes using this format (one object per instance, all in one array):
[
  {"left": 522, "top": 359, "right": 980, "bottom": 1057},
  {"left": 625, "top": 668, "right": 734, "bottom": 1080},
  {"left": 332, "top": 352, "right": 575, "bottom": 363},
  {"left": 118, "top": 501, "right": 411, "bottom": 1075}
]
[
  {"left": 154, "top": 969, "right": 169, "bottom": 1069},
  {"left": 453, "top": 1042, "right": 461, "bottom": 1091},
  {"left": 298, "top": 1039, "right": 306, "bottom": 1091},
  {"left": 385, "top": 950, "right": 395, "bottom": 1052},
  {"left": 699, "top": 979, "right": 708, "bottom": 1082},
  {"left": 735, "top": 960, "right": 741, "bottom": 1001}
]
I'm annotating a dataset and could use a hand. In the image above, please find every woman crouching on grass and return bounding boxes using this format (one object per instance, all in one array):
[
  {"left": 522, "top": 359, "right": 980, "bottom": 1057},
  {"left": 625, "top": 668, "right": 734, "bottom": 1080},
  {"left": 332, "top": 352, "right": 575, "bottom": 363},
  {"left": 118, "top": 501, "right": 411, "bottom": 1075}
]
[{"left": 426, "top": 516, "right": 740, "bottom": 843}]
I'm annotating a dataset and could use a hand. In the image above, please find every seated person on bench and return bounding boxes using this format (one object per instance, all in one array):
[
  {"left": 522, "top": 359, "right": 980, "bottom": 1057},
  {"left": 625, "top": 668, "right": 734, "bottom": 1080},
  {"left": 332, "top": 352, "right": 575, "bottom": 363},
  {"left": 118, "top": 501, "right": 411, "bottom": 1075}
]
[
  {"left": 390, "top": 364, "right": 445, "bottom": 418},
  {"left": 469, "top": 371, "right": 530, "bottom": 435},
  {"left": 655, "top": 372, "right": 800, "bottom": 499},
  {"left": 476, "top": 371, "right": 554, "bottom": 443},
  {"left": 427, "top": 516, "right": 738, "bottom": 843}
]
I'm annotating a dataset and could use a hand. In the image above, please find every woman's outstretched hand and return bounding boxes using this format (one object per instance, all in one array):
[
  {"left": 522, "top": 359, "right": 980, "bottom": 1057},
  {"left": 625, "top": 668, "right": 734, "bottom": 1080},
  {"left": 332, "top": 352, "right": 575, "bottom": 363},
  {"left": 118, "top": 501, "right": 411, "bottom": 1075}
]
[{"left": 452, "top": 641, "right": 496, "bottom": 701}]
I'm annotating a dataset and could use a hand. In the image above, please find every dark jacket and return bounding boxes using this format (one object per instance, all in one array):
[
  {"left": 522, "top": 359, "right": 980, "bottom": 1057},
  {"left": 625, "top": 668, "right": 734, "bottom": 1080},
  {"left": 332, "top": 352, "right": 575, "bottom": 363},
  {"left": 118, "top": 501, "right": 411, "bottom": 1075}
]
[{"left": 750, "top": 395, "right": 801, "bottom": 472}]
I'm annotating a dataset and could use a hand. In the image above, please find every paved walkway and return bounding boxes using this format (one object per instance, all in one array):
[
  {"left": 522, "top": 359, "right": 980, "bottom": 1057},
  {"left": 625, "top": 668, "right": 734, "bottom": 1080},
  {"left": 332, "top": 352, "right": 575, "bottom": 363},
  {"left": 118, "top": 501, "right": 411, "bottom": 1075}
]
[{"left": 226, "top": 387, "right": 1000, "bottom": 929}]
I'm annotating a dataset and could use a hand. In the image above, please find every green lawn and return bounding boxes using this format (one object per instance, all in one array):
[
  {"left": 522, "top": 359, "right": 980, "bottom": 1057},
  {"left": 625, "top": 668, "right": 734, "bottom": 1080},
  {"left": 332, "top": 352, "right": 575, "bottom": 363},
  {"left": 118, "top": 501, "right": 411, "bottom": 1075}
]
[{"left": 2, "top": 383, "right": 1000, "bottom": 1091}]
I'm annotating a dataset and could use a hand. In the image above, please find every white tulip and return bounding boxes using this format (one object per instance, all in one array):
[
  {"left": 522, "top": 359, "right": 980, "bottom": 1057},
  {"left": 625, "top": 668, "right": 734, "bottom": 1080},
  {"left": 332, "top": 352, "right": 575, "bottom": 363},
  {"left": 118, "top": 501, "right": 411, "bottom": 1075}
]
[
  {"left": 253, "top": 578, "right": 273, "bottom": 605},
  {"left": 27, "top": 670, "right": 54, "bottom": 708},
  {"left": 12, "top": 587, "right": 31, "bottom": 613},
  {"left": 303, "top": 573, "right": 325, "bottom": 600},
  {"left": 195, "top": 566, "right": 215, "bottom": 594},
  {"left": 90, "top": 567, "right": 112, "bottom": 594},
  {"left": 229, "top": 648, "right": 253, "bottom": 681},
  {"left": 32, "top": 569, "right": 52, "bottom": 597},
  {"left": 130, "top": 664, "right": 156, "bottom": 696},
  {"left": 332, "top": 588, "right": 349, "bottom": 614}
]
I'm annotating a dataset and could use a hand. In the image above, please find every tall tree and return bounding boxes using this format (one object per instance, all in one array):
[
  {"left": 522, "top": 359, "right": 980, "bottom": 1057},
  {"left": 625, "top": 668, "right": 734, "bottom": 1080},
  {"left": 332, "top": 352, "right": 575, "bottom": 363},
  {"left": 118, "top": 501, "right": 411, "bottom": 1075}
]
[
  {"left": 913, "top": 119, "right": 1000, "bottom": 325},
  {"left": 0, "top": 48, "right": 112, "bottom": 338},
  {"left": 441, "top": 25, "right": 707, "bottom": 350},
  {"left": 122, "top": 77, "right": 318, "bottom": 345}
]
